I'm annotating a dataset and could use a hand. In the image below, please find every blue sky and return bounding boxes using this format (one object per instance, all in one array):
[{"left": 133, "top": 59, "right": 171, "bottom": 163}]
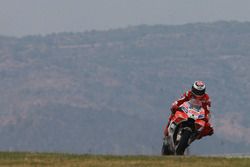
[{"left": 1, "top": 0, "right": 250, "bottom": 36}]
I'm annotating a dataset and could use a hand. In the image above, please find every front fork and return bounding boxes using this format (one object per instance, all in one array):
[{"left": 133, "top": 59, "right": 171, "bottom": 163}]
[{"left": 166, "top": 122, "right": 177, "bottom": 152}]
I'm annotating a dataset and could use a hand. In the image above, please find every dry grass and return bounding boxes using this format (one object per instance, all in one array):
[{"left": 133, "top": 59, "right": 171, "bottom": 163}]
[{"left": 0, "top": 152, "right": 249, "bottom": 167}]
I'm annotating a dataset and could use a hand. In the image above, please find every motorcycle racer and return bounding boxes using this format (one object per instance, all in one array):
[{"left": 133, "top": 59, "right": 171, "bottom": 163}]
[{"left": 164, "top": 81, "right": 214, "bottom": 139}]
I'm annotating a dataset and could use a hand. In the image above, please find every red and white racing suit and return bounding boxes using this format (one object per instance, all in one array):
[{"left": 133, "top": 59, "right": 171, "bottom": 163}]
[{"left": 164, "top": 90, "right": 214, "bottom": 139}]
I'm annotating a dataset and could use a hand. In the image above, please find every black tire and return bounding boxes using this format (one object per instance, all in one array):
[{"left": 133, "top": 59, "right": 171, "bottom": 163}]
[
  {"left": 175, "top": 130, "right": 192, "bottom": 155},
  {"left": 161, "top": 143, "right": 173, "bottom": 155},
  {"left": 161, "top": 139, "right": 174, "bottom": 155}
]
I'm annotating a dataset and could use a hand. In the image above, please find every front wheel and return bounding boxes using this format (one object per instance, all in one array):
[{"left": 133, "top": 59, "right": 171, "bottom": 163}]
[{"left": 175, "top": 130, "right": 192, "bottom": 155}]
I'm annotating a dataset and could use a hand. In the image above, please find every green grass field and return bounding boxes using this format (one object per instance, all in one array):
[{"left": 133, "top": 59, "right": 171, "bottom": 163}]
[{"left": 0, "top": 152, "right": 249, "bottom": 167}]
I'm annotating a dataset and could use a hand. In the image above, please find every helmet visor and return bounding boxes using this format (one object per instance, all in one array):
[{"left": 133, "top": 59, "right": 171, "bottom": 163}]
[{"left": 192, "top": 86, "right": 205, "bottom": 96}]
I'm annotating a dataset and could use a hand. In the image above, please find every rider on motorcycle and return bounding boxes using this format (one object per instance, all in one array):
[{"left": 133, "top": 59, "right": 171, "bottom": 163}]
[{"left": 164, "top": 81, "right": 214, "bottom": 139}]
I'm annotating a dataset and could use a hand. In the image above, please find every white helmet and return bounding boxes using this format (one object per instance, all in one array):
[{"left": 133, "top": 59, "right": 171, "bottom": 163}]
[{"left": 191, "top": 81, "right": 206, "bottom": 96}]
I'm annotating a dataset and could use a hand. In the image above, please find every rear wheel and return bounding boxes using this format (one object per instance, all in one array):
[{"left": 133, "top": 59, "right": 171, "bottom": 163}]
[{"left": 175, "top": 130, "right": 192, "bottom": 155}]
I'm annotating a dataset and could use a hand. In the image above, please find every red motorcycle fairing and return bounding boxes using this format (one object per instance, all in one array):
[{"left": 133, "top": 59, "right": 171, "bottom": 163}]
[
  {"left": 195, "top": 119, "right": 206, "bottom": 131},
  {"left": 171, "top": 110, "right": 206, "bottom": 132},
  {"left": 171, "top": 111, "right": 189, "bottom": 125}
]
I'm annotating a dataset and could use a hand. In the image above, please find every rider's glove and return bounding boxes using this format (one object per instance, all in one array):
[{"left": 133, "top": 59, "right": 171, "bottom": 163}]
[{"left": 170, "top": 102, "right": 178, "bottom": 114}]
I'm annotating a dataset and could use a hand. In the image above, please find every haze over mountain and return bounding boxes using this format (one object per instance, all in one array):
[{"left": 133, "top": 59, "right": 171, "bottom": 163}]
[
  {"left": 0, "top": 21, "right": 250, "bottom": 155},
  {"left": 2, "top": 0, "right": 250, "bottom": 36}
]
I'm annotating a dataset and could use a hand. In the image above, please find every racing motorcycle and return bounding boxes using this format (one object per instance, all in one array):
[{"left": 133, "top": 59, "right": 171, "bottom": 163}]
[{"left": 162, "top": 100, "right": 206, "bottom": 155}]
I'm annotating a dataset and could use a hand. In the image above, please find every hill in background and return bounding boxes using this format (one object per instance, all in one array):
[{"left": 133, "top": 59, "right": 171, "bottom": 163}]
[{"left": 0, "top": 21, "right": 250, "bottom": 155}]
